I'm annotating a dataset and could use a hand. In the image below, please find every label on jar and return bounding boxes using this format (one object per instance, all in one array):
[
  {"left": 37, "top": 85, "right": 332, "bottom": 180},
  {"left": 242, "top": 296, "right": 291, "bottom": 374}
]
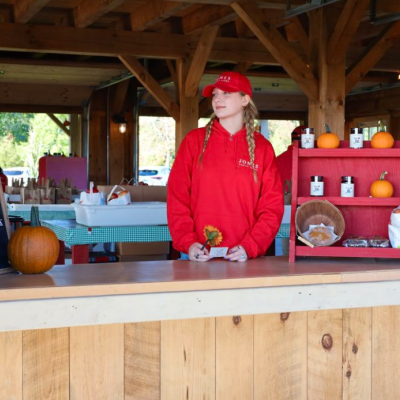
[
  {"left": 350, "top": 133, "right": 363, "bottom": 149},
  {"left": 301, "top": 133, "right": 314, "bottom": 149},
  {"left": 310, "top": 181, "right": 324, "bottom": 196},
  {"left": 341, "top": 183, "right": 354, "bottom": 197}
]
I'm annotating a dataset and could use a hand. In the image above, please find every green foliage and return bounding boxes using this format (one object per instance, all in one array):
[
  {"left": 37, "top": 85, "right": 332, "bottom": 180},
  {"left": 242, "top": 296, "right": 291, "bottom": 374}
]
[
  {"left": 268, "top": 120, "right": 300, "bottom": 156},
  {"left": 0, "top": 113, "right": 33, "bottom": 142},
  {"left": 139, "top": 116, "right": 175, "bottom": 168},
  {"left": 0, "top": 113, "right": 70, "bottom": 177}
]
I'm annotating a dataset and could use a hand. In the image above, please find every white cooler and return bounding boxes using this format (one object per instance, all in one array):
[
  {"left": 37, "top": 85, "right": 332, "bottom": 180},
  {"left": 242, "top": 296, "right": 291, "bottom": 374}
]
[{"left": 74, "top": 202, "right": 167, "bottom": 227}]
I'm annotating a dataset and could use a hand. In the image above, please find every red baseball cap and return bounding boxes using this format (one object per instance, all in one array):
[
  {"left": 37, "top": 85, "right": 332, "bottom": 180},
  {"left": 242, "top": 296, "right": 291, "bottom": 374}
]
[
  {"left": 292, "top": 125, "right": 308, "bottom": 140},
  {"left": 202, "top": 72, "right": 252, "bottom": 98}
]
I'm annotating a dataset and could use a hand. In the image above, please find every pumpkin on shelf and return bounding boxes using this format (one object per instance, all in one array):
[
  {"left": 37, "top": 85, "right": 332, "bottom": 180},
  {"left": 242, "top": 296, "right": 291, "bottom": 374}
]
[
  {"left": 371, "top": 122, "right": 394, "bottom": 149},
  {"left": 370, "top": 171, "right": 394, "bottom": 198},
  {"left": 8, "top": 206, "right": 59, "bottom": 274},
  {"left": 317, "top": 124, "right": 340, "bottom": 149}
]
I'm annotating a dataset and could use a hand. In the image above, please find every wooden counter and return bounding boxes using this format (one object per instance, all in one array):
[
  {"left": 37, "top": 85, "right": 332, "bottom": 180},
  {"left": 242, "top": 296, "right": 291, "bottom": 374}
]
[{"left": 1, "top": 256, "right": 400, "bottom": 399}]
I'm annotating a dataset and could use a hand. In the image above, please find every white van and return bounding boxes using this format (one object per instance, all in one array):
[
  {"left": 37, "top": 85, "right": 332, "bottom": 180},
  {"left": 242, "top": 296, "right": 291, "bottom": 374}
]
[{"left": 3, "top": 167, "right": 31, "bottom": 186}]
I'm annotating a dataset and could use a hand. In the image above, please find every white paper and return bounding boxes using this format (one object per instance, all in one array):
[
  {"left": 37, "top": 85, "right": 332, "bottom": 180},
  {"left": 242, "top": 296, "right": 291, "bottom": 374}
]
[{"left": 209, "top": 247, "right": 228, "bottom": 258}]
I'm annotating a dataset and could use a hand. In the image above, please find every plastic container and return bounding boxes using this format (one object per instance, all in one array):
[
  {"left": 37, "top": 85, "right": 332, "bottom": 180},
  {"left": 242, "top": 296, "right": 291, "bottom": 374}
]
[{"left": 73, "top": 202, "right": 167, "bottom": 227}]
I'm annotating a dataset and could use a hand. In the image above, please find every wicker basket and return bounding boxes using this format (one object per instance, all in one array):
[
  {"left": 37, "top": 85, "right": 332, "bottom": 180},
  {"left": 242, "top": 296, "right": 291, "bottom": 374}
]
[{"left": 295, "top": 200, "right": 345, "bottom": 246}]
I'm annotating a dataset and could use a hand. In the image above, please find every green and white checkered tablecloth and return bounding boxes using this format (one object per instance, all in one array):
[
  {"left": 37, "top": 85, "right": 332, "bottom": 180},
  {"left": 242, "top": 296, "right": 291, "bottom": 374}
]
[
  {"left": 9, "top": 210, "right": 76, "bottom": 221},
  {"left": 42, "top": 220, "right": 171, "bottom": 246},
  {"left": 42, "top": 220, "right": 290, "bottom": 246}
]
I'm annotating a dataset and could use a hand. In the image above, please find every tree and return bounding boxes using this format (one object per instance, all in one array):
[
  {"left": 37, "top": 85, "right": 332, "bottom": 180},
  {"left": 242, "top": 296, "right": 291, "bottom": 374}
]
[
  {"left": 139, "top": 116, "right": 175, "bottom": 167},
  {"left": 0, "top": 113, "right": 33, "bottom": 142},
  {"left": 20, "top": 114, "right": 69, "bottom": 177},
  {"left": 268, "top": 120, "right": 300, "bottom": 156},
  {"left": 0, "top": 134, "right": 26, "bottom": 169}
]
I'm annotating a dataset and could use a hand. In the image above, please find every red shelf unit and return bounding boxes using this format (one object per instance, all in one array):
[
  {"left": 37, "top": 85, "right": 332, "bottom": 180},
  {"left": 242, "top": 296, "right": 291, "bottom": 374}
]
[{"left": 289, "top": 141, "right": 400, "bottom": 262}]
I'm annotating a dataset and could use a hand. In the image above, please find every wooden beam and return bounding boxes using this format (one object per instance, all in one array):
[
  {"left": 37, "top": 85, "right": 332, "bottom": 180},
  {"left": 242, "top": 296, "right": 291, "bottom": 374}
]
[
  {"left": 231, "top": 2, "right": 319, "bottom": 101},
  {"left": 199, "top": 97, "right": 213, "bottom": 118},
  {"left": 286, "top": 17, "right": 309, "bottom": 57},
  {"left": 74, "top": 0, "right": 127, "bottom": 28},
  {"left": 345, "top": 21, "right": 400, "bottom": 95},
  {"left": 185, "top": 25, "right": 219, "bottom": 97},
  {"left": 166, "top": 60, "right": 178, "bottom": 91},
  {"left": 131, "top": 1, "right": 191, "bottom": 31},
  {"left": 46, "top": 113, "right": 70, "bottom": 136},
  {"left": 112, "top": 80, "right": 131, "bottom": 114},
  {"left": 182, "top": 5, "right": 236, "bottom": 35},
  {"left": 0, "top": 23, "right": 284, "bottom": 65},
  {"left": 233, "top": 62, "right": 253, "bottom": 74},
  {"left": 0, "top": 104, "right": 83, "bottom": 114},
  {"left": 14, "top": 0, "right": 50, "bottom": 23},
  {"left": 328, "top": 0, "right": 370, "bottom": 65},
  {"left": 118, "top": 55, "right": 180, "bottom": 121}
]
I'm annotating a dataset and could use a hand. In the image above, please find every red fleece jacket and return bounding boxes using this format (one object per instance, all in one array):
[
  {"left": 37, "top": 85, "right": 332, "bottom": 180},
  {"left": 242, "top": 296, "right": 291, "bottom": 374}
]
[{"left": 167, "top": 120, "right": 284, "bottom": 259}]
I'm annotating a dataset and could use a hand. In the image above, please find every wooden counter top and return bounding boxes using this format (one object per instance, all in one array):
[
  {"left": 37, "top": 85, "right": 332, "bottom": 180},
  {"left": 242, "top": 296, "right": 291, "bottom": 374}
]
[{"left": 1, "top": 256, "right": 400, "bottom": 302}]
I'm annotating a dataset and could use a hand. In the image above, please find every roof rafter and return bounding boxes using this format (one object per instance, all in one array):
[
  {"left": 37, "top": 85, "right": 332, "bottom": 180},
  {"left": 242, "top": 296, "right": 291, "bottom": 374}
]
[
  {"left": 118, "top": 55, "right": 180, "bottom": 121},
  {"left": 346, "top": 20, "right": 400, "bottom": 95},
  {"left": 14, "top": 0, "right": 50, "bottom": 24},
  {"left": 328, "top": 0, "right": 370, "bottom": 65},
  {"left": 47, "top": 113, "right": 70, "bottom": 136},
  {"left": 74, "top": 0, "right": 127, "bottom": 28},
  {"left": 185, "top": 25, "right": 219, "bottom": 97},
  {"left": 131, "top": 1, "right": 191, "bottom": 31},
  {"left": 231, "top": 1, "right": 319, "bottom": 101},
  {"left": 182, "top": 5, "right": 236, "bottom": 35}
]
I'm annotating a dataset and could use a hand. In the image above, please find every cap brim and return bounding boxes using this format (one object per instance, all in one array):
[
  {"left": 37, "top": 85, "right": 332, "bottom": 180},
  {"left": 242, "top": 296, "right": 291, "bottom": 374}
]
[{"left": 202, "top": 82, "right": 240, "bottom": 97}]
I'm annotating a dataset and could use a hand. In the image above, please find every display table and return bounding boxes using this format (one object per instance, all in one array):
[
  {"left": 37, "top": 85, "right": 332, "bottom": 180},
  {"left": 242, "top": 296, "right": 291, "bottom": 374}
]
[
  {"left": 42, "top": 220, "right": 172, "bottom": 264},
  {"left": 7, "top": 204, "right": 76, "bottom": 220},
  {"left": 1, "top": 257, "right": 400, "bottom": 399},
  {"left": 42, "top": 219, "right": 290, "bottom": 264}
]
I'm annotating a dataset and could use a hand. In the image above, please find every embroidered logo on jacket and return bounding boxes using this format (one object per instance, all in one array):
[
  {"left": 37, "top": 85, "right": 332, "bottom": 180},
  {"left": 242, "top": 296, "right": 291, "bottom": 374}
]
[{"left": 238, "top": 159, "right": 259, "bottom": 171}]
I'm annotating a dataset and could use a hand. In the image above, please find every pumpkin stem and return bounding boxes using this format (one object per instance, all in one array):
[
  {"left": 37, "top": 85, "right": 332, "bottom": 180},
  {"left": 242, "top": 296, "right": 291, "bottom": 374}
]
[
  {"left": 324, "top": 123, "right": 331, "bottom": 133},
  {"left": 378, "top": 120, "right": 386, "bottom": 132},
  {"left": 30, "top": 206, "right": 41, "bottom": 227},
  {"left": 380, "top": 171, "right": 388, "bottom": 181}
]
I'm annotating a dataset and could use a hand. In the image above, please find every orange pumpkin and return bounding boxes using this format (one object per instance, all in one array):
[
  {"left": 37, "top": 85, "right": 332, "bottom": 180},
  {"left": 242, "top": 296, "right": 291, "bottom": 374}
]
[
  {"left": 8, "top": 207, "right": 59, "bottom": 274},
  {"left": 317, "top": 124, "right": 340, "bottom": 148},
  {"left": 371, "top": 121, "right": 394, "bottom": 148},
  {"left": 370, "top": 171, "right": 394, "bottom": 198},
  {"left": 371, "top": 131, "right": 394, "bottom": 148}
]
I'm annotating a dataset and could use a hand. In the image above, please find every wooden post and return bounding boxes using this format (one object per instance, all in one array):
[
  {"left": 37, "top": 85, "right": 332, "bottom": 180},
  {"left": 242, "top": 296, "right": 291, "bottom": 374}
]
[
  {"left": 308, "top": 8, "right": 345, "bottom": 138},
  {"left": 70, "top": 114, "right": 82, "bottom": 156},
  {"left": 175, "top": 58, "right": 199, "bottom": 150}
]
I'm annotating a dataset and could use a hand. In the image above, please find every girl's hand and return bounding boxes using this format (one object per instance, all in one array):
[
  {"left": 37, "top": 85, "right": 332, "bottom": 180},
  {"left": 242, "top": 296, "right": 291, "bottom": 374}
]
[
  {"left": 225, "top": 245, "right": 248, "bottom": 262},
  {"left": 189, "top": 242, "right": 211, "bottom": 262}
]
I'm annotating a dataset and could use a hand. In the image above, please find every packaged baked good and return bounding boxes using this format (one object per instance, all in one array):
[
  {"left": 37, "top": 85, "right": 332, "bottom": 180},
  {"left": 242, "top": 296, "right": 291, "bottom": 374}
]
[
  {"left": 342, "top": 236, "right": 369, "bottom": 247},
  {"left": 308, "top": 226, "right": 335, "bottom": 246},
  {"left": 369, "top": 235, "right": 390, "bottom": 248}
]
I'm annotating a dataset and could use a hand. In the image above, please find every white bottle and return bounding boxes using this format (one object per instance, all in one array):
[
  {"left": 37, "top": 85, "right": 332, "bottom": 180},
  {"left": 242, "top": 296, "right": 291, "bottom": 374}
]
[{"left": 301, "top": 128, "right": 315, "bottom": 149}]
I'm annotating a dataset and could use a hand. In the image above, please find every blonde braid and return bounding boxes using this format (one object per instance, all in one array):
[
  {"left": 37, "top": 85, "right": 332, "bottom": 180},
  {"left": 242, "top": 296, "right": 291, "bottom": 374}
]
[
  {"left": 199, "top": 114, "right": 216, "bottom": 165},
  {"left": 243, "top": 98, "right": 259, "bottom": 182}
]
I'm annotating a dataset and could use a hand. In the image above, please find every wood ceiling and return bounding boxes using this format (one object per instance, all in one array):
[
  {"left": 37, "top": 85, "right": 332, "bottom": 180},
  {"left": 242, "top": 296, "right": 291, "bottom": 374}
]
[{"left": 0, "top": 0, "right": 399, "bottom": 114}]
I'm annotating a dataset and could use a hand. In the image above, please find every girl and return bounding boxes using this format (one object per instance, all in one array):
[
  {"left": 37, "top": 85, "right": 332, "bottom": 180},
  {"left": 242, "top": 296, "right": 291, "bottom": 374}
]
[{"left": 167, "top": 71, "right": 283, "bottom": 262}]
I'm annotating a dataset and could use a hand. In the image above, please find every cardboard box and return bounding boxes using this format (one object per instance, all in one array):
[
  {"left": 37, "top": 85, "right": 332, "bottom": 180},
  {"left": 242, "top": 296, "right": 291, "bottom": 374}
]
[
  {"left": 117, "top": 254, "right": 168, "bottom": 262},
  {"left": 115, "top": 241, "right": 169, "bottom": 255},
  {"left": 96, "top": 185, "right": 166, "bottom": 202}
]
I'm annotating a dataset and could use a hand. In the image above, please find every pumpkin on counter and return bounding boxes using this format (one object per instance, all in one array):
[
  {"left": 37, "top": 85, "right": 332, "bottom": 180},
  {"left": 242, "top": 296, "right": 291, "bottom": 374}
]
[
  {"left": 371, "top": 123, "right": 394, "bottom": 148},
  {"left": 317, "top": 124, "right": 340, "bottom": 148},
  {"left": 370, "top": 171, "right": 394, "bottom": 198},
  {"left": 8, "top": 206, "right": 59, "bottom": 274}
]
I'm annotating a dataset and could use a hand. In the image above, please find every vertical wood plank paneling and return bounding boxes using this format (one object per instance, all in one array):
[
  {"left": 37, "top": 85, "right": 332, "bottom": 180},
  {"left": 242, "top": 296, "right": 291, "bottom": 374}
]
[
  {"left": 308, "top": 309, "right": 343, "bottom": 400},
  {"left": 0, "top": 331, "right": 22, "bottom": 400},
  {"left": 216, "top": 315, "right": 253, "bottom": 400},
  {"left": 372, "top": 306, "right": 400, "bottom": 400},
  {"left": 254, "top": 312, "right": 307, "bottom": 400},
  {"left": 70, "top": 324, "right": 124, "bottom": 400},
  {"left": 161, "top": 318, "right": 215, "bottom": 400},
  {"left": 342, "top": 308, "right": 371, "bottom": 400},
  {"left": 23, "top": 328, "right": 69, "bottom": 400},
  {"left": 125, "top": 322, "right": 161, "bottom": 400}
]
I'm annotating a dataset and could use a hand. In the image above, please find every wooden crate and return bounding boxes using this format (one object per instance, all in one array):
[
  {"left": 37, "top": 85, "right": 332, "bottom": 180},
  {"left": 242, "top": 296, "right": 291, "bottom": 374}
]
[{"left": 289, "top": 140, "right": 400, "bottom": 262}]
